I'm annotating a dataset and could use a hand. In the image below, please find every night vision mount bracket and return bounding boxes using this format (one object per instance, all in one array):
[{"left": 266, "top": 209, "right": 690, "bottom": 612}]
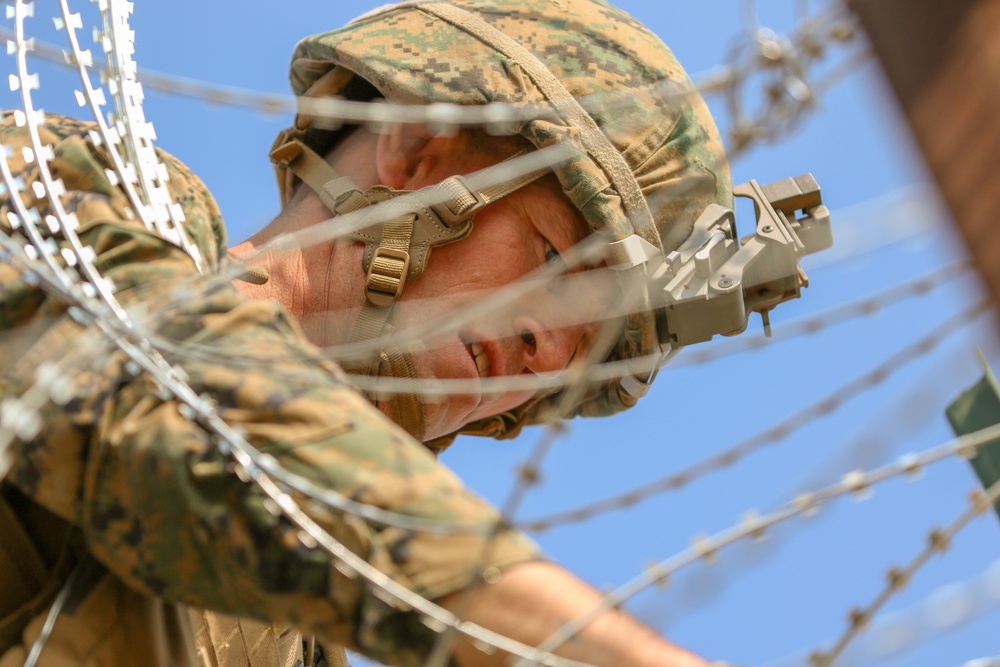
[{"left": 653, "top": 173, "right": 832, "bottom": 346}]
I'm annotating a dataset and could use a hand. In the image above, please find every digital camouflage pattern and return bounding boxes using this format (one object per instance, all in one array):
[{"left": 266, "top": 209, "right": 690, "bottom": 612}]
[
  {"left": 0, "top": 112, "right": 539, "bottom": 666},
  {"left": 274, "top": 0, "right": 733, "bottom": 438}
]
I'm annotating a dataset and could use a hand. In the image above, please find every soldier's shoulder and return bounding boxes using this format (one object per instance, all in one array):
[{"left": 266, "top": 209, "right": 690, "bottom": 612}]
[{"left": 1, "top": 111, "right": 228, "bottom": 270}]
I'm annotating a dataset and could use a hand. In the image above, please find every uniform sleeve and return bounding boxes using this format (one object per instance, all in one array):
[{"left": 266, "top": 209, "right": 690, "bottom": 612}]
[{"left": 0, "top": 115, "right": 540, "bottom": 666}]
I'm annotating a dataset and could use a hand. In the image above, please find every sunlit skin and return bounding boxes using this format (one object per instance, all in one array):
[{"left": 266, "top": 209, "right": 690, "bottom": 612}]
[
  {"left": 230, "top": 125, "right": 609, "bottom": 440},
  {"left": 380, "top": 174, "right": 608, "bottom": 437}
]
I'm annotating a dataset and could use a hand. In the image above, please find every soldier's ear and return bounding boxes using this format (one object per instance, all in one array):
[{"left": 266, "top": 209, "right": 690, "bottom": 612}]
[{"left": 375, "top": 122, "right": 464, "bottom": 190}]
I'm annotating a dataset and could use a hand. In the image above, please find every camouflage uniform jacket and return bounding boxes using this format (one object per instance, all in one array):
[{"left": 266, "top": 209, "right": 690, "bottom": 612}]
[{"left": 0, "top": 113, "right": 538, "bottom": 667}]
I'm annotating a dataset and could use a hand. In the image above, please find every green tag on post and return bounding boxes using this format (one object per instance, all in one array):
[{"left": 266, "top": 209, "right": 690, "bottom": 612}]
[{"left": 946, "top": 370, "right": 1000, "bottom": 521}]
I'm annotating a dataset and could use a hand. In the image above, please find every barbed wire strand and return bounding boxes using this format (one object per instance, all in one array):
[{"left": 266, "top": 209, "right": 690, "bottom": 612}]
[
  {"left": 675, "top": 260, "right": 972, "bottom": 367},
  {"left": 2, "top": 2, "right": 983, "bottom": 667},
  {"left": 723, "top": 0, "right": 862, "bottom": 153},
  {"left": 5, "top": 28, "right": 599, "bottom": 664},
  {"left": 162, "top": 251, "right": 971, "bottom": 400},
  {"left": 3, "top": 0, "right": 862, "bottom": 403},
  {"left": 762, "top": 557, "right": 1000, "bottom": 667},
  {"left": 808, "top": 474, "right": 1000, "bottom": 667},
  {"left": 424, "top": 309, "right": 634, "bottom": 666},
  {"left": 20, "top": 235, "right": 968, "bottom": 424},
  {"left": 803, "top": 185, "right": 950, "bottom": 273},
  {"left": 520, "top": 300, "right": 988, "bottom": 533},
  {"left": 0, "top": 5, "right": 712, "bottom": 600},
  {"left": 1, "top": 4, "right": 606, "bottom": 664},
  {"left": 0, "top": 0, "right": 863, "bottom": 158},
  {"left": 0, "top": 24, "right": 701, "bottom": 130},
  {"left": 107, "top": 200, "right": 968, "bottom": 407},
  {"left": 3, "top": 2, "right": 972, "bottom": 544},
  {"left": 512, "top": 422, "right": 1000, "bottom": 667},
  {"left": 0, "top": 134, "right": 499, "bottom": 539},
  {"left": 150, "top": 250, "right": 964, "bottom": 411},
  {"left": 4, "top": 0, "right": 555, "bottom": 537},
  {"left": 424, "top": 424, "right": 569, "bottom": 666},
  {"left": 631, "top": 332, "right": 994, "bottom": 634},
  {"left": 0, "top": 145, "right": 594, "bottom": 667}
]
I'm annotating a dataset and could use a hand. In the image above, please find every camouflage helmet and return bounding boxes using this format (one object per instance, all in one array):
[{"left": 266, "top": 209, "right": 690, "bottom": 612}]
[{"left": 271, "top": 0, "right": 732, "bottom": 442}]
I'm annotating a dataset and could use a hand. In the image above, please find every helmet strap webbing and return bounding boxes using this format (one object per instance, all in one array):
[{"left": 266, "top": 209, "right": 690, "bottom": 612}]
[
  {"left": 269, "top": 139, "right": 370, "bottom": 215},
  {"left": 377, "top": 341, "right": 425, "bottom": 441},
  {"left": 271, "top": 138, "right": 428, "bottom": 438},
  {"left": 270, "top": 137, "right": 547, "bottom": 442}
]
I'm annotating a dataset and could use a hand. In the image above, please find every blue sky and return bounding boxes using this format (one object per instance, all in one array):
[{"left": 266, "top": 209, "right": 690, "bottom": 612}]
[{"left": 10, "top": 1, "right": 1000, "bottom": 665}]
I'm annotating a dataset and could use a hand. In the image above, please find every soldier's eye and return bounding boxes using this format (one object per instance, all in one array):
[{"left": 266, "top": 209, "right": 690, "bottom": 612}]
[{"left": 544, "top": 240, "right": 561, "bottom": 264}]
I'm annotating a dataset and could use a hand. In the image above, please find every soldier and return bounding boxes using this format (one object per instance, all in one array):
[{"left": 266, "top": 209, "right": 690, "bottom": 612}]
[{"left": 0, "top": 0, "right": 730, "bottom": 666}]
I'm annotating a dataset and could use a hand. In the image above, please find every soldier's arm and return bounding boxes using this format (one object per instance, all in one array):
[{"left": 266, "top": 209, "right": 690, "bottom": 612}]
[{"left": 441, "top": 561, "right": 708, "bottom": 667}]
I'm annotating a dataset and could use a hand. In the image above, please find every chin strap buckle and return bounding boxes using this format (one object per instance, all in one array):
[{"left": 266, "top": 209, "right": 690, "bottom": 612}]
[
  {"left": 431, "top": 175, "right": 489, "bottom": 227},
  {"left": 364, "top": 245, "right": 411, "bottom": 308}
]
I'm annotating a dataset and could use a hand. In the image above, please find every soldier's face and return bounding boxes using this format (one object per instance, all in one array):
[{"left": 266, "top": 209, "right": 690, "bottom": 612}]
[{"left": 383, "top": 173, "right": 612, "bottom": 440}]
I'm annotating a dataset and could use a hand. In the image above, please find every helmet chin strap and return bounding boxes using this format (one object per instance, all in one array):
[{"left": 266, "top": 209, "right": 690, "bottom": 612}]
[{"left": 270, "top": 138, "right": 544, "bottom": 442}]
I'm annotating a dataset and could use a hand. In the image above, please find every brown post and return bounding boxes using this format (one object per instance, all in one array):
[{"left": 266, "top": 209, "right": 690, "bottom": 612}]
[{"left": 851, "top": 0, "right": 1000, "bottom": 313}]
